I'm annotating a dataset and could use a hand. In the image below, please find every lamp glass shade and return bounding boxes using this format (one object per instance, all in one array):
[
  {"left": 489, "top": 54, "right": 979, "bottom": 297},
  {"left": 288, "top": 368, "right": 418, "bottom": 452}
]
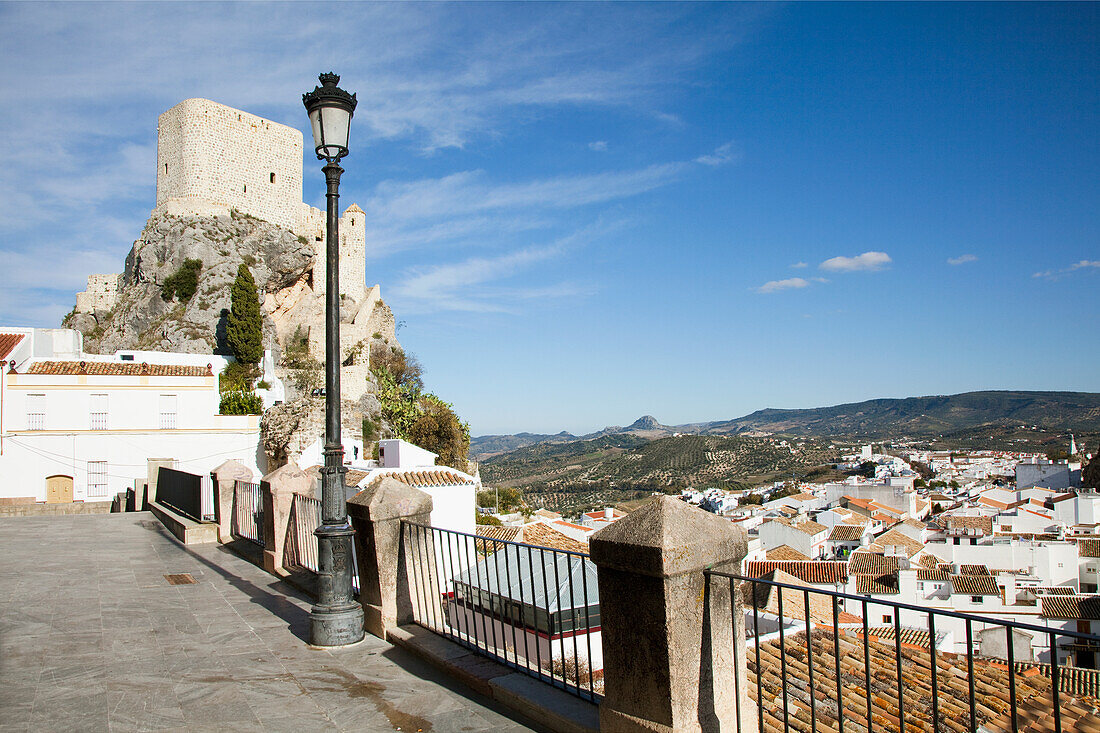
[
  {"left": 308, "top": 108, "right": 324, "bottom": 158},
  {"left": 309, "top": 104, "right": 352, "bottom": 160}
]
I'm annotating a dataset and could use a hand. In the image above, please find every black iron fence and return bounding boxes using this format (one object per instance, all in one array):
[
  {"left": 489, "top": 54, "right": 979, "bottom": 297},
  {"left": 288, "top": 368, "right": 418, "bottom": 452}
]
[
  {"left": 402, "top": 522, "right": 602, "bottom": 702},
  {"left": 231, "top": 480, "right": 263, "bottom": 546},
  {"left": 706, "top": 570, "right": 1100, "bottom": 733},
  {"left": 156, "top": 467, "right": 204, "bottom": 522}
]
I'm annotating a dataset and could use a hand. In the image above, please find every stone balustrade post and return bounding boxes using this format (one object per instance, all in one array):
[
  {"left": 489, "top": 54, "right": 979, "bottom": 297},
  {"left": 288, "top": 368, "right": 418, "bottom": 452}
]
[
  {"left": 590, "top": 495, "right": 754, "bottom": 733},
  {"left": 210, "top": 460, "right": 253, "bottom": 543},
  {"left": 261, "top": 463, "right": 311, "bottom": 575},
  {"left": 346, "top": 478, "right": 433, "bottom": 639}
]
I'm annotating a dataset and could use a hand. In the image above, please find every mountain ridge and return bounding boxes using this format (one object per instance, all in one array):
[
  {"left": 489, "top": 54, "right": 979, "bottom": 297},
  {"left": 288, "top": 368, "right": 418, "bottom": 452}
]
[{"left": 471, "top": 390, "right": 1100, "bottom": 459}]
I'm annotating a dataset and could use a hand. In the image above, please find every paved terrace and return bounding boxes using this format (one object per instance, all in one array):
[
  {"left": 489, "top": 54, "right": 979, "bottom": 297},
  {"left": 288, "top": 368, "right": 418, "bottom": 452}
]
[{"left": 0, "top": 513, "right": 545, "bottom": 733}]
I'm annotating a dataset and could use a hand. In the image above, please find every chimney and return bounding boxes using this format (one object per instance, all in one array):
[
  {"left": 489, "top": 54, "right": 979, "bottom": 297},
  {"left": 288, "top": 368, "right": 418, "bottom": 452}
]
[{"left": 604, "top": 506, "right": 614, "bottom": 520}]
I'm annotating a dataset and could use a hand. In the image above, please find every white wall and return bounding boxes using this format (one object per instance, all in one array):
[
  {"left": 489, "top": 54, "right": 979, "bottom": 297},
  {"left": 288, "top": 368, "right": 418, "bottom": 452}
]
[
  {"left": 0, "top": 423, "right": 261, "bottom": 502},
  {"left": 923, "top": 541, "right": 1079, "bottom": 587}
]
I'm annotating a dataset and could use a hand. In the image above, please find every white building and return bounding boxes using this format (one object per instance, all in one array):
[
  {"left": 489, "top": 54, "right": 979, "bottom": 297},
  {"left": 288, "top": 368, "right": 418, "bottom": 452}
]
[
  {"left": 758, "top": 517, "right": 828, "bottom": 559},
  {"left": 1016, "top": 458, "right": 1082, "bottom": 490},
  {"left": 0, "top": 328, "right": 263, "bottom": 505},
  {"left": 352, "top": 439, "right": 479, "bottom": 536}
]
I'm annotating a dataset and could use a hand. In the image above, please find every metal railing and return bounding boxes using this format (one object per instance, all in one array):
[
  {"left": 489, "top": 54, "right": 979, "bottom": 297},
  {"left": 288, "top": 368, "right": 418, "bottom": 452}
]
[
  {"left": 286, "top": 493, "right": 359, "bottom": 592},
  {"left": 288, "top": 493, "right": 321, "bottom": 572},
  {"left": 707, "top": 570, "right": 1100, "bottom": 733},
  {"left": 231, "top": 480, "right": 263, "bottom": 546},
  {"left": 402, "top": 522, "right": 602, "bottom": 703},
  {"left": 156, "top": 467, "right": 204, "bottom": 522}
]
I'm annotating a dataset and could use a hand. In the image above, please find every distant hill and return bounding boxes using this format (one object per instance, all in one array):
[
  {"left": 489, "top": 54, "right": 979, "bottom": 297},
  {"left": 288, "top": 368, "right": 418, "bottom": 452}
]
[
  {"left": 469, "top": 431, "right": 578, "bottom": 459},
  {"left": 471, "top": 391, "right": 1100, "bottom": 459},
  {"left": 702, "top": 391, "right": 1100, "bottom": 438},
  {"left": 480, "top": 433, "right": 842, "bottom": 510}
]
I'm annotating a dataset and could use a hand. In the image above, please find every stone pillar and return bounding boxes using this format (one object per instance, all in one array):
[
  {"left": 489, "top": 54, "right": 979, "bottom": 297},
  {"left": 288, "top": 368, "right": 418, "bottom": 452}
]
[
  {"left": 346, "top": 478, "right": 433, "bottom": 639},
  {"left": 590, "top": 495, "right": 754, "bottom": 733},
  {"left": 211, "top": 460, "right": 253, "bottom": 543},
  {"left": 146, "top": 458, "right": 176, "bottom": 506},
  {"left": 261, "top": 463, "right": 311, "bottom": 575}
]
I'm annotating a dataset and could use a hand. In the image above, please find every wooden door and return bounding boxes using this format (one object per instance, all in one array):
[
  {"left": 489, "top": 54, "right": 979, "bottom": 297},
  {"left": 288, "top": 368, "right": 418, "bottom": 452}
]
[{"left": 45, "top": 475, "right": 73, "bottom": 504}]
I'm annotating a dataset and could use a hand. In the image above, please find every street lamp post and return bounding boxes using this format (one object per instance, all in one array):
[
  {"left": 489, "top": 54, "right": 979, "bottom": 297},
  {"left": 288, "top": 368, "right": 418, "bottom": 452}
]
[{"left": 302, "top": 72, "right": 364, "bottom": 647}]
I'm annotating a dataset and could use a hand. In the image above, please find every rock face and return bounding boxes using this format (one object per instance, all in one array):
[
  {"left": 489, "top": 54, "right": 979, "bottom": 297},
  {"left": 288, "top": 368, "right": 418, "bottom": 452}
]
[
  {"left": 68, "top": 211, "right": 316, "bottom": 355},
  {"left": 260, "top": 391, "right": 383, "bottom": 467},
  {"left": 65, "top": 210, "right": 398, "bottom": 381},
  {"left": 65, "top": 210, "right": 402, "bottom": 469}
]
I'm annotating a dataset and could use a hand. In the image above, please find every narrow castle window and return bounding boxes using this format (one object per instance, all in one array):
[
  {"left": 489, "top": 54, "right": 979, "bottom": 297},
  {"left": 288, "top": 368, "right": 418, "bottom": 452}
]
[
  {"left": 270, "top": 172, "right": 276, "bottom": 184},
  {"left": 243, "top": 185, "right": 247, "bottom": 193},
  {"left": 164, "top": 163, "right": 168, "bottom": 175}
]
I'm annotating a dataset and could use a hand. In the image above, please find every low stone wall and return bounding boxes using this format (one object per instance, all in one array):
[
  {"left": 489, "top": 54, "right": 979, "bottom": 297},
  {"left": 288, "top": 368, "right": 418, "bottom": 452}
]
[{"left": 0, "top": 501, "right": 114, "bottom": 517}]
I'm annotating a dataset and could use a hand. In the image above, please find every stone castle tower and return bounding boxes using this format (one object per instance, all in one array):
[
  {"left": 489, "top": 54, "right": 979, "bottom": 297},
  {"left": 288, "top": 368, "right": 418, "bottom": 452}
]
[{"left": 153, "top": 98, "right": 366, "bottom": 301}]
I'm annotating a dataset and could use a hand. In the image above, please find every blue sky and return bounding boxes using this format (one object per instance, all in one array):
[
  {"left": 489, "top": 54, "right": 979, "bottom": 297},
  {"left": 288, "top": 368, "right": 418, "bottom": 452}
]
[{"left": 1, "top": 3, "right": 1097, "bottom": 436}]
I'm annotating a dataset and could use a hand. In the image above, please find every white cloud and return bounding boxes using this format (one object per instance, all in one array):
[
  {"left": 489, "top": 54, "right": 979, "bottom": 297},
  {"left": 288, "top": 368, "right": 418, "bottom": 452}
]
[
  {"left": 588, "top": 141, "right": 608, "bottom": 152},
  {"left": 819, "top": 251, "right": 892, "bottom": 273},
  {"left": 391, "top": 222, "right": 615, "bottom": 313},
  {"left": 694, "top": 141, "right": 739, "bottom": 167},
  {"left": 1034, "top": 259, "right": 1100, "bottom": 280},
  {"left": 757, "top": 277, "right": 810, "bottom": 294},
  {"left": 947, "top": 254, "right": 978, "bottom": 266},
  {"left": 791, "top": 261, "right": 808, "bottom": 269}
]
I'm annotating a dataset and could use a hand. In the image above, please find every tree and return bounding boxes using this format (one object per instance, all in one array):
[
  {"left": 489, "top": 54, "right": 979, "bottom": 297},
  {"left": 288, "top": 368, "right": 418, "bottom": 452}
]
[
  {"left": 226, "top": 264, "right": 263, "bottom": 365},
  {"left": 408, "top": 395, "right": 470, "bottom": 471},
  {"left": 856, "top": 461, "right": 877, "bottom": 479},
  {"left": 1084, "top": 458, "right": 1100, "bottom": 489}
]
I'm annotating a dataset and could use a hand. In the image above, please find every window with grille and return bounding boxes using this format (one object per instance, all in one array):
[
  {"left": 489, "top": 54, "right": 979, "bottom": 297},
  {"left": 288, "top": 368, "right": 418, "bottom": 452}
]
[
  {"left": 26, "top": 394, "right": 45, "bottom": 430},
  {"left": 87, "top": 461, "right": 108, "bottom": 498},
  {"left": 159, "top": 394, "right": 177, "bottom": 429},
  {"left": 90, "top": 394, "right": 108, "bottom": 430}
]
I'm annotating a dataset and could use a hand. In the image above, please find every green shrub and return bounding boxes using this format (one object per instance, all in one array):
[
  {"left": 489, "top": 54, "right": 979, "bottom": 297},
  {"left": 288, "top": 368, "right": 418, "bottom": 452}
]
[
  {"left": 161, "top": 258, "right": 203, "bottom": 302},
  {"left": 475, "top": 514, "right": 502, "bottom": 527},
  {"left": 219, "top": 390, "right": 264, "bottom": 415}
]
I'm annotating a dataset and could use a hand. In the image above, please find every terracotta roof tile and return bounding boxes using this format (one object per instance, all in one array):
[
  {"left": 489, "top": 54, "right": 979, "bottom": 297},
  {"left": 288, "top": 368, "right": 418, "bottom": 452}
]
[
  {"left": 765, "top": 545, "right": 811, "bottom": 561},
  {"left": 475, "top": 525, "right": 523, "bottom": 543},
  {"left": 959, "top": 564, "right": 992, "bottom": 576},
  {"left": 916, "top": 567, "right": 950, "bottom": 581},
  {"left": 856, "top": 573, "right": 899, "bottom": 595},
  {"left": 849, "top": 552, "right": 901, "bottom": 575},
  {"left": 749, "top": 630, "right": 1100, "bottom": 733},
  {"left": 743, "top": 560, "right": 849, "bottom": 584},
  {"left": 874, "top": 528, "right": 925, "bottom": 558},
  {"left": 25, "top": 360, "right": 210, "bottom": 377},
  {"left": 950, "top": 574, "right": 1001, "bottom": 596},
  {"left": 945, "top": 515, "right": 994, "bottom": 534},
  {"left": 365, "top": 468, "right": 477, "bottom": 490},
  {"left": 828, "top": 524, "right": 866, "bottom": 542},
  {"left": 1041, "top": 595, "right": 1100, "bottom": 620},
  {"left": 0, "top": 333, "right": 24, "bottom": 360},
  {"left": 1079, "top": 539, "right": 1100, "bottom": 558},
  {"left": 518, "top": 522, "right": 589, "bottom": 554}
]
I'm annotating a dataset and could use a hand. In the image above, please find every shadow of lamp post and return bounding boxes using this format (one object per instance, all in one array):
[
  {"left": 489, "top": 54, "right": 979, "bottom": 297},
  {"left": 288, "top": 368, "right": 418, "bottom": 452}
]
[{"left": 302, "top": 72, "right": 364, "bottom": 647}]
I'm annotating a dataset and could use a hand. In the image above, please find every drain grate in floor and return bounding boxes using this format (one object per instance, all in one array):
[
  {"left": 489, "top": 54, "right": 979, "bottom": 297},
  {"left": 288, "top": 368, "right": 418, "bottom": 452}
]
[{"left": 164, "top": 573, "right": 197, "bottom": 585}]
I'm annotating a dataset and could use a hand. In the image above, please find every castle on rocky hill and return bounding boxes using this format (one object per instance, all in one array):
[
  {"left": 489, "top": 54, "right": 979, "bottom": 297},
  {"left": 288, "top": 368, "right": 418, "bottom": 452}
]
[
  {"left": 71, "top": 98, "right": 394, "bottom": 402},
  {"left": 77, "top": 97, "right": 367, "bottom": 311}
]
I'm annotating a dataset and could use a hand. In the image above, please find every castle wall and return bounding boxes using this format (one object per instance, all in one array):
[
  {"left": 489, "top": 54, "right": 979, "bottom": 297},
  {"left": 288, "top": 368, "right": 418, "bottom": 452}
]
[
  {"left": 75, "top": 274, "right": 121, "bottom": 314},
  {"left": 154, "top": 99, "right": 308, "bottom": 233},
  {"left": 310, "top": 205, "right": 366, "bottom": 301}
]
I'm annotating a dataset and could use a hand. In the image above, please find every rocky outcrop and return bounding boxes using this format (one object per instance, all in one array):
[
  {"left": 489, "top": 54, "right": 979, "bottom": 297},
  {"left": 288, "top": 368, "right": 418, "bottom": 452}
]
[
  {"left": 261, "top": 392, "right": 382, "bottom": 467},
  {"left": 67, "top": 211, "right": 316, "bottom": 355},
  {"left": 65, "top": 210, "right": 402, "bottom": 468}
]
